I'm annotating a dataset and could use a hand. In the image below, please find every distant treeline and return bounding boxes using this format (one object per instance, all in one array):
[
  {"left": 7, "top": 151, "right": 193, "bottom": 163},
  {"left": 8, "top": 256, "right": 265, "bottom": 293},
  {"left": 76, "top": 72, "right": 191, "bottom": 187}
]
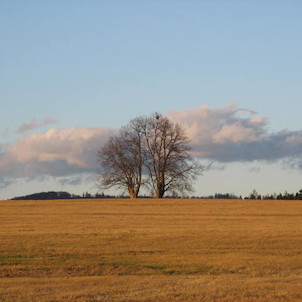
[
  {"left": 11, "top": 191, "right": 115, "bottom": 200},
  {"left": 10, "top": 189, "right": 302, "bottom": 200},
  {"left": 246, "top": 189, "right": 302, "bottom": 200}
]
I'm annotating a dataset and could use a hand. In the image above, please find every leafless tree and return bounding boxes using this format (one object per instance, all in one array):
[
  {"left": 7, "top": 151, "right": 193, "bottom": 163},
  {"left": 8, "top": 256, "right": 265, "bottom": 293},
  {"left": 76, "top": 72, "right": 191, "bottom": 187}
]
[
  {"left": 141, "top": 113, "right": 202, "bottom": 198},
  {"left": 97, "top": 123, "right": 144, "bottom": 198},
  {"left": 97, "top": 113, "right": 202, "bottom": 198}
]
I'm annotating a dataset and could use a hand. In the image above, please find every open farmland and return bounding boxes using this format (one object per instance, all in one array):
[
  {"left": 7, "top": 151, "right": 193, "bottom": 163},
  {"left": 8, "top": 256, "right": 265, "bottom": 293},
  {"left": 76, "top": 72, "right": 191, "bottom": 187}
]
[{"left": 1, "top": 198, "right": 302, "bottom": 302}]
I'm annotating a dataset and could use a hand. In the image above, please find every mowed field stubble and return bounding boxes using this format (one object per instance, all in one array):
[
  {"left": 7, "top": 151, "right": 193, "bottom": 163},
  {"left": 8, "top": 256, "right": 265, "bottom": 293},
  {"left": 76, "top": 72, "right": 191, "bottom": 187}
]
[{"left": 1, "top": 198, "right": 302, "bottom": 302}]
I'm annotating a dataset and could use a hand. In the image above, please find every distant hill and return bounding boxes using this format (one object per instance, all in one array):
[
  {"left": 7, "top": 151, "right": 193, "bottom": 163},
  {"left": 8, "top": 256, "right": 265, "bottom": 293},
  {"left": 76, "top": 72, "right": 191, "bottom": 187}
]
[
  {"left": 10, "top": 191, "right": 119, "bottom": 200},
  {"left": 11, "top": 191, "right": 80, "bottom": 200}
]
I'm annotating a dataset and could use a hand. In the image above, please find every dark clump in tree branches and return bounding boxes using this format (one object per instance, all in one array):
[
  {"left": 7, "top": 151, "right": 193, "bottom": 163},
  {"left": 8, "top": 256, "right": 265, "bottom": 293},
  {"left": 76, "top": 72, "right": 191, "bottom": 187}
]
[{"left": 97, "top": 113, "right": 203, "bottom": 198}]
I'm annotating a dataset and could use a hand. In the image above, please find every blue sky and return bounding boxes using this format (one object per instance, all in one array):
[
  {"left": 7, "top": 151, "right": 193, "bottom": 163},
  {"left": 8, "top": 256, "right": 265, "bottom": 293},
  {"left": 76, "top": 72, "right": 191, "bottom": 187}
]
[{"left": 1, "top": 1, "right": 302, "bottom": 199}]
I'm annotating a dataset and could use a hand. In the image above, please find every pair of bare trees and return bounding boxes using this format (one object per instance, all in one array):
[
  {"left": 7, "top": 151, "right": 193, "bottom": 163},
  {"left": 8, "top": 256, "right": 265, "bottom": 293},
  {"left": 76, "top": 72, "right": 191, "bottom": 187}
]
[{"left": 97, "top": 113, "right": 202, "bottom": 198}]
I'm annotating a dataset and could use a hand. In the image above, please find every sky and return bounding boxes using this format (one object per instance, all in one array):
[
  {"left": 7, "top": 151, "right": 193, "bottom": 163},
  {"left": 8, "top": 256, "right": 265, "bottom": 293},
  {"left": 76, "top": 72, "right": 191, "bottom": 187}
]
[{"left": 1, "top": 0, "right": 302, "bottom": 199}]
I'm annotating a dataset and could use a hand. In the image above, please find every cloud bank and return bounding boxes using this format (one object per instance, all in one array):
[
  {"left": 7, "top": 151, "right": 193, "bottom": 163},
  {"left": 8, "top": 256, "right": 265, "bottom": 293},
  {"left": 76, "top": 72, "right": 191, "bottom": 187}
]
[
  {"left": 1, "top": 104, "right": 302, "bottom": 188},
  {"left": 0, "top": 127, "right": 116, "bottom": 180},
  {"left": 167, "top": 104, "right": 302, "bottom": 163}
]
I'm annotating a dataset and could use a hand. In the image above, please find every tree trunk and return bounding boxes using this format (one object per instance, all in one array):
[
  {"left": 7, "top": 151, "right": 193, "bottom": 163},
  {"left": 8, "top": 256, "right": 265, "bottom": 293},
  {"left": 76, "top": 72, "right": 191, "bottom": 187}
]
[
  {"left": 155, "top": 191, "right": 164, "bottom": 198},
  {"left": 155, "top": 183, "right": 165, "bottom": 198},
  {"left": 155, "top": 176, "right": 165, "bottom": 198},
  {"left": 128, "top": 187, "right": 137, "bottom": 199}
]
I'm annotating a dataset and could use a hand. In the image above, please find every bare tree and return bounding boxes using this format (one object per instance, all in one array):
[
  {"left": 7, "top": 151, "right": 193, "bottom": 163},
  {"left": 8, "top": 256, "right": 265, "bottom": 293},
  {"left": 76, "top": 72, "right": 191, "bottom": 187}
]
[
  {"left": 142, "top": 113, "right": 202, "bottom": 198},
  {"left": 97, "top": 113, "right": 202, "bottom": 198},
  {"left": 97, "top": 123, "right": 144, "bottom": 198}
]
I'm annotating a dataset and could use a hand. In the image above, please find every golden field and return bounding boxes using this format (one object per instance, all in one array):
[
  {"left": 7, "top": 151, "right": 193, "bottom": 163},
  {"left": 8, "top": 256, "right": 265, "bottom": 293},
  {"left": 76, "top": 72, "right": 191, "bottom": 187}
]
[{"left": 1, "top": 198, "right": 302, "bottom": 301}]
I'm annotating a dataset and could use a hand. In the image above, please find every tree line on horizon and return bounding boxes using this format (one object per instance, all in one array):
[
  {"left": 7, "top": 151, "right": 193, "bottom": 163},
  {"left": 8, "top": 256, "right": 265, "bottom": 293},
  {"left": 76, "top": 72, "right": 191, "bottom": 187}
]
[{"left": 9, "top": 189, "right": 302, "bottom": 201}]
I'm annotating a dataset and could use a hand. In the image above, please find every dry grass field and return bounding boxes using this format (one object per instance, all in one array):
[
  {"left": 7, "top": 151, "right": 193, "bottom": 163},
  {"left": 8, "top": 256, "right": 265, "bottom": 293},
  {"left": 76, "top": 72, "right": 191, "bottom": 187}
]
[{"left": 1, "top": 198, "right": 302, "bottom": 301}]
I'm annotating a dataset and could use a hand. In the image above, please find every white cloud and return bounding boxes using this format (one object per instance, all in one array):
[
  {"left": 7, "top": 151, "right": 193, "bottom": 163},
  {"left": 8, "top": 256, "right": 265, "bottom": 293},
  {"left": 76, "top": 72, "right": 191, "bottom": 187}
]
[
  {"left": 167, "top": 103, "right": 265, "bottom": 151},
  {"left": 167, "top": 104, "right": 302, "bottom": 163},
  {"left": 0, "top": 127, "right": 117, "bottom": 180},
  {"left": 17, "top": 118, "right": 58, "bottom": 133},
  {"left": 213, "top": 122, "right": 258, "bottom": 143}
]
